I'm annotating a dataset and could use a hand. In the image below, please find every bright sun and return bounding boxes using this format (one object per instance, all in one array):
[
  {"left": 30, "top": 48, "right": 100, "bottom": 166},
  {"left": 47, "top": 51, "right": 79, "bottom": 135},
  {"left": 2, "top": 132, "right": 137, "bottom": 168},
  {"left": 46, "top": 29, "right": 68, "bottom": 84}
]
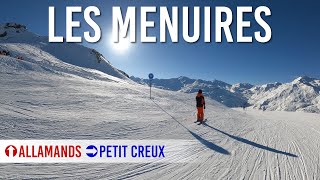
[{"left": 110, "top": 36, "right": 131, "bottom": 54}]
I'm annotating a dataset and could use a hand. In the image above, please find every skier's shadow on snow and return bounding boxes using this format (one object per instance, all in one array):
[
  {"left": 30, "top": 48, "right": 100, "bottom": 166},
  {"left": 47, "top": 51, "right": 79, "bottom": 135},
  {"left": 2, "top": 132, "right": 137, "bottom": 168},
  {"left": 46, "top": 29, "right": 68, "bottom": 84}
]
[
  {"left": 152, "top": 101, "right": 230, "bottom": 155},
  {"left": 186, "top": 129, "right": 230, "bottom": 155},
  {"left": 203, "top": 122, "right": 298, "bottom": 157}
]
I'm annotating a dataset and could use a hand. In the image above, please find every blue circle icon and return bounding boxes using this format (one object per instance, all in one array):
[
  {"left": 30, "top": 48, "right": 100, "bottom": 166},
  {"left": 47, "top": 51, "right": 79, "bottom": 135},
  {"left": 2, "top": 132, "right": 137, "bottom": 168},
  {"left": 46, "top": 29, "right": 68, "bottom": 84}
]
[
  {"left": 149, "top": 73, "right": 154, "bottom": 79},
  {"left": 86, "top": 145, "right": 98, "bottom": 158}
]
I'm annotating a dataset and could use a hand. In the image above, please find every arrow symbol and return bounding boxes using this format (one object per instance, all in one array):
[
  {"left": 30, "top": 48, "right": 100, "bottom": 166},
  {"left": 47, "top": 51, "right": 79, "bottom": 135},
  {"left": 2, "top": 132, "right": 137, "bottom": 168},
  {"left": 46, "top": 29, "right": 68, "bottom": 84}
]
[
  {"left": 5, "top": 145, "right": 17, "bottom": 157},
  {"left": 86, "top": 145, "right": 97, "bottom": 158}
]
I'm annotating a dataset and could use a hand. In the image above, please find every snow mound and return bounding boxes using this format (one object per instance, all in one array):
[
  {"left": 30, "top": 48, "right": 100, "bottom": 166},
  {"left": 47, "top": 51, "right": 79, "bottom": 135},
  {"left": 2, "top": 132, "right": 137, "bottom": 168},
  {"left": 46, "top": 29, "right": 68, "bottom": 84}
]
[
  {"left": 0, "top": 23, "right": 129, "bottom": 80},
  {"left": 0, "top": 44, "right": 127, "bottom": 83}
]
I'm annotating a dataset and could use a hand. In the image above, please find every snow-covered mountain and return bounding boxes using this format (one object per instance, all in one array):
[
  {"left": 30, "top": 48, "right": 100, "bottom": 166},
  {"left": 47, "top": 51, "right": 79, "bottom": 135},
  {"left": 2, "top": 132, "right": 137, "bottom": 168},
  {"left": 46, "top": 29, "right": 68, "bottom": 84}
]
[
  {"left": 131, "top": 76, "right": 320, "bottom": 113},
  {"left": 0, "top": 23, "right": 129, "bottom": 80},
  {"left": 130, "top": 76, "right": 248, "bottom": 107},
  {"left": 247, "top": 76, "right": 320, "bottom": 113},
  {"left": 230, "top": 83, "right": 254, "bottom": 94}
]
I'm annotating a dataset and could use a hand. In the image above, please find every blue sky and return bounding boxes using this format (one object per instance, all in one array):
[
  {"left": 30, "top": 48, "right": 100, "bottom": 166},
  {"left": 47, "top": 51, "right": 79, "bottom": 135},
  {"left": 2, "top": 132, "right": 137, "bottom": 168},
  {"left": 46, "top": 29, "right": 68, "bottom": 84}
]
[{"left": 1, "top": 0, "right": 319, "bottom": 84}]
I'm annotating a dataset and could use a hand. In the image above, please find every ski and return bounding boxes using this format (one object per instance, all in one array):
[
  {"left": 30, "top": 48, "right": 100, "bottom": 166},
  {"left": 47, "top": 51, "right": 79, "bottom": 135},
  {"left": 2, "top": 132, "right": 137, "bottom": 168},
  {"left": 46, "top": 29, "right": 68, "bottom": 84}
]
[{"left": 195, "top": 119, "right": 207, "bottom": 125}]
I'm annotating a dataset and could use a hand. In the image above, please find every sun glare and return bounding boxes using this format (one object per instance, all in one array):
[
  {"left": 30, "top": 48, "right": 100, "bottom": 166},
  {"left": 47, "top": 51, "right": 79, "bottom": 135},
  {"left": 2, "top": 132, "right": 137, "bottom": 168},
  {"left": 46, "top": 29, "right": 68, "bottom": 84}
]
[{"left": 110, "top": 36, "right": 131, "bottom": 54}]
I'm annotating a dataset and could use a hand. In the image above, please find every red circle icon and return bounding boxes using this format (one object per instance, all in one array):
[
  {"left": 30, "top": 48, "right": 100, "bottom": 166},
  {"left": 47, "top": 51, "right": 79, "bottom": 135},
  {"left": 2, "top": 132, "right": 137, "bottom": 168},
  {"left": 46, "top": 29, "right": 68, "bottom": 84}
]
[{"left": 5, "top": 145, "right": 17, "bottom": 157}]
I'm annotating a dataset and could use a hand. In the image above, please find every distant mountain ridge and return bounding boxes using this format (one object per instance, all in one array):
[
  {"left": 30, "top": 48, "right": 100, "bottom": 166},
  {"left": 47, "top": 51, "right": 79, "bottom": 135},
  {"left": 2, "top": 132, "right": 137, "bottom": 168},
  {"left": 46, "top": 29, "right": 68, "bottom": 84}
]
[
  {"left": 131, "top": 76, "right": 249, "bottom": 107},
  {"left": 247, "top": 76, "right": 320, "bottom": 113},
  {"left": 131, "top": 76, "right": 320, "bottom": 113}
]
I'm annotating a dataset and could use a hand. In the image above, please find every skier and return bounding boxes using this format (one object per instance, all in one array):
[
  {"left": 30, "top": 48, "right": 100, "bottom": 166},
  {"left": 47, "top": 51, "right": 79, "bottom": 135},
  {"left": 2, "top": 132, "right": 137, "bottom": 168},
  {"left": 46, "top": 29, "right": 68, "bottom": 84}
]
[{"left": 195, "top": 89, "right": 205, "bottom": 124}]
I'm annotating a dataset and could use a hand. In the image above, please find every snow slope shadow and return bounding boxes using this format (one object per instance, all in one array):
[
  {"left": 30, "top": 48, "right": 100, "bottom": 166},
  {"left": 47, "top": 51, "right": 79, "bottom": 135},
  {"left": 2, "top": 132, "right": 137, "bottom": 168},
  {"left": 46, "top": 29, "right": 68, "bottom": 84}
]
[
  {"left": 152, "top": 101, "right": 230, "bottom": 155},
  {"left": 203, "top": 122, "right": 298, "bottom": 157}
]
